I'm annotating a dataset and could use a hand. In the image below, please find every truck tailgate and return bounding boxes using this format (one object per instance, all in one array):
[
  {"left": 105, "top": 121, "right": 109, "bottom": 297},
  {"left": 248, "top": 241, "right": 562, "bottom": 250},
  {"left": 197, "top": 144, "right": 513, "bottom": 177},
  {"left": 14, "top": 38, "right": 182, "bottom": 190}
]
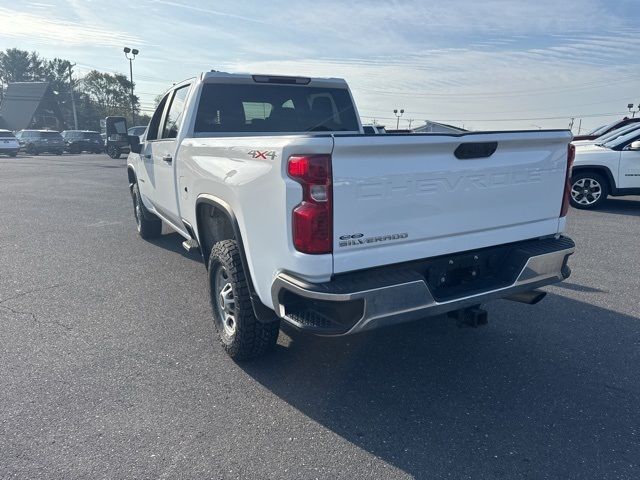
[{"left": 331, "top": 130, "right": 572, "bottom": 273}]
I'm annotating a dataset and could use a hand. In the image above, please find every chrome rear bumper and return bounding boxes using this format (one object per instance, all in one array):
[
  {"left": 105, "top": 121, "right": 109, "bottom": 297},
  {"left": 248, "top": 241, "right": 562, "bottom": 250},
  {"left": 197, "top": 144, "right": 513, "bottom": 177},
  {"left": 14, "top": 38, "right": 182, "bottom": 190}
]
[{"left": 271, "top": 236, "right": 574, "bottom": 335}]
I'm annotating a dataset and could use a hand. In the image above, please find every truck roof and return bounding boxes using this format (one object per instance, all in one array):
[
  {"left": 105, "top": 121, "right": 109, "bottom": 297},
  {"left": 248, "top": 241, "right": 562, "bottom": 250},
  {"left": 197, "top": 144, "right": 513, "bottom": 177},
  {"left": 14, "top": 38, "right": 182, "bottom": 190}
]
[{"left": 200, "top": 71, "right": 349, "bottom": 88}]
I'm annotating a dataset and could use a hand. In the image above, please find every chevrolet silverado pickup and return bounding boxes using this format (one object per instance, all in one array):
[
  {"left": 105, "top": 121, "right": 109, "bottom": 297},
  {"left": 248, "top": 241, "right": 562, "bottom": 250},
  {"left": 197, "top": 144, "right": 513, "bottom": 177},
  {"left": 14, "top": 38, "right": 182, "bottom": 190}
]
[{"left": 123, "top": 71, "right": 575, "bottom": 360}]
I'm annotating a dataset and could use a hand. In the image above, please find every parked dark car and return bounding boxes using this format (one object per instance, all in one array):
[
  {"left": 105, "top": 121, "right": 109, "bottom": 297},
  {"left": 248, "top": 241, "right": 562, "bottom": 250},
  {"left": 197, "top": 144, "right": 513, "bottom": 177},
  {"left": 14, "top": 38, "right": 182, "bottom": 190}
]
[
  {"left": 15, "top": 130, "right": 65, "bottom": 155},
  {"left": 61, "top": 130, "right": 104, "bottom": 153},
  {"left": 127, "top": 125, "right": 147, "bottom": 139},
  {"left": 573, "top": 117, "right": 640, "bottom": 141}
]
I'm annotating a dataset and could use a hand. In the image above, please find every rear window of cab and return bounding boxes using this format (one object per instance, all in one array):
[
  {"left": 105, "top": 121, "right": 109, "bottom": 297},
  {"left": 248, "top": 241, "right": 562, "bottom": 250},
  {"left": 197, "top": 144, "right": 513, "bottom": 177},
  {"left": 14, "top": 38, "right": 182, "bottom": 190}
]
[{"left": 194, "top": 83, "right": 359, "bottom": 133}]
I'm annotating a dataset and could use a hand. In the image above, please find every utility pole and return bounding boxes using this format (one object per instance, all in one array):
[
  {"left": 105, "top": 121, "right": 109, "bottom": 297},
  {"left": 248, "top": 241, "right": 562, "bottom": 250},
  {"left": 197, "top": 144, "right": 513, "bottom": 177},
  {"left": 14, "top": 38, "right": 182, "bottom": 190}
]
[
  {"left": 407, "top": 118, "right": 414, "bottom": 129},
  {"left": 124, "top": 47, "right": 139, "bottom": 124},
  {"left": 68, "top": 63, "right": 78, "bottom": 129},
  {"left": 577, "top": 118, "right": 582, "bottom": 134},
  {"left": 568, "top": 117, "right": 575, "bottom": 131}
]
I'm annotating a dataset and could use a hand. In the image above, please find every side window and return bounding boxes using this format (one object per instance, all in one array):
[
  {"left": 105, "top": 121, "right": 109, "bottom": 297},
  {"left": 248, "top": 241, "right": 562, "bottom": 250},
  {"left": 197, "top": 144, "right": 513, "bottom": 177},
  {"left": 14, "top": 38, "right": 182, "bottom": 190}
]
[
  {"left": 162, "top": 85, "right": 190, "bottom": 139},
  {"left": 147, "top": 94, "right": 170, "bottom": 141}
]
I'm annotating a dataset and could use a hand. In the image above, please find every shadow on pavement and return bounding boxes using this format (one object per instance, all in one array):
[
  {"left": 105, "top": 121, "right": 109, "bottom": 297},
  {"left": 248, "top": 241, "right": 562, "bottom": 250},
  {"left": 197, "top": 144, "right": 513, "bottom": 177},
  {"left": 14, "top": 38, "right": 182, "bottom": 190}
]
[
  {"left": 148, "top": 232, "right": 203, "bottom": 263},
  {"left": 596, "top": 197, "right": 640, "bottom": 216},
  {"left": 241, "top": 292, "right": 640, "bottom": 478},
  {"left": 553, "top": 281, "right": 607, "bottom": 293}
]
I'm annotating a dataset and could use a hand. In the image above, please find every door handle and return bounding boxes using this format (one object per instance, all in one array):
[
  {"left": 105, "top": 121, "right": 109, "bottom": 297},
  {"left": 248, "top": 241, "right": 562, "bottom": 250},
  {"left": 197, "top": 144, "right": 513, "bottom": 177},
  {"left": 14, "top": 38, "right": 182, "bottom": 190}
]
[{"left": 162, "top": 154, "right": 172, "bottom": 163}]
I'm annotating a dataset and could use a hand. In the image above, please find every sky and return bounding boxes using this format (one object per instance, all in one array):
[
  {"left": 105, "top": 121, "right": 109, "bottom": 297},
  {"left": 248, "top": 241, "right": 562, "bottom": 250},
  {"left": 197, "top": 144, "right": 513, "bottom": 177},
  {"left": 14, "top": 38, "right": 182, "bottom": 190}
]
[{"left": 0, "top": 0, "right": 638, "bottom": 132}]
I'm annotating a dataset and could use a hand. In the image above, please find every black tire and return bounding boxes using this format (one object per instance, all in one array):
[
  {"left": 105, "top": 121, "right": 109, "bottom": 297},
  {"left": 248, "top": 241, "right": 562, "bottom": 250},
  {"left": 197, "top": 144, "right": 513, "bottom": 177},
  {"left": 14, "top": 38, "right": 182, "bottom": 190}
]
[
  {"left": 25, "top": 144, "right": 38, "bottom": 155},
  {"left": 70, "top": 144, "right": 80, "bottom": 154},
  {"left": 570, "top": 172, "right": 609, "bottom": 210},
  {"left": 107, "top": 145, "right": 121, "bottom": 159},
  {"left": 9, "top": 151, "right": 17, "bottom": 157},
  {"left": 208, "top": 239, "right": 280, "bottom": 360},
  {"left": 131, "top": 183, "right": 162, "bottom": 239},
  {"left": 55, "top": 150, "right": 63, "bottom": 156}
]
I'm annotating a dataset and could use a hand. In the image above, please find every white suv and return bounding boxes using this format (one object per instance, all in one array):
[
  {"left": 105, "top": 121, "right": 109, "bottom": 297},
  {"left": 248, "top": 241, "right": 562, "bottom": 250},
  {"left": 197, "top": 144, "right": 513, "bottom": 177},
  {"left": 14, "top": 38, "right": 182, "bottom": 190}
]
[
  {"left": 0, "top": 129, "right": 19, "bottom": 157},
  {"left": 571, "top": 129, "right": 640, "bottom": 209}
]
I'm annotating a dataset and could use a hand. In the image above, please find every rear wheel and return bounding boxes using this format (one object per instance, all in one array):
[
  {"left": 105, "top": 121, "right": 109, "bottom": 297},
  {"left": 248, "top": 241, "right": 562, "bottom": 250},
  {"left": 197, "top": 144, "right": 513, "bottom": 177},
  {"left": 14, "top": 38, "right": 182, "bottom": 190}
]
[
  {"left": 570, "top": 172, "right": 608, "bottom": 209},
  {"left": 208, "top": 240, "right": 279, "bottom": 360},
  {"left": 9, "top": 151, "right": 17, "bottom": 157},
  {"left": 70, "top": 144, "right": 81, "bottom": 154},
  {"left": 131, "top": 183, "right": 162, "bottom": 239},
  {"left": 25, "top": 144, "right": 38, "bottom": 155}
]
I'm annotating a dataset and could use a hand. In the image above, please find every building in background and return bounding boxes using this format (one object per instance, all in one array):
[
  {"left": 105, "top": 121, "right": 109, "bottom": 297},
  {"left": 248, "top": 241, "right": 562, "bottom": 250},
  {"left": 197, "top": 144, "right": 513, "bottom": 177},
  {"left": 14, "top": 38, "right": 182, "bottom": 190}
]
[
  {"left": 0, "top": 82, "right": 66, "bottom": 131},
  {"left": 412, "top": 120, "right": 467, "bottom": 134}
]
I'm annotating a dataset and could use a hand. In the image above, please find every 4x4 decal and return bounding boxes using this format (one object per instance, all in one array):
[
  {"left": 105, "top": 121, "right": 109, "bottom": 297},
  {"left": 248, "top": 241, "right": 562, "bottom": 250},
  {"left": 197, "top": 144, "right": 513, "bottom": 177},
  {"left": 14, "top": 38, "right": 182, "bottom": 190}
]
[{"left": 248, "top": 150, "right": 277, "bottom": 160}]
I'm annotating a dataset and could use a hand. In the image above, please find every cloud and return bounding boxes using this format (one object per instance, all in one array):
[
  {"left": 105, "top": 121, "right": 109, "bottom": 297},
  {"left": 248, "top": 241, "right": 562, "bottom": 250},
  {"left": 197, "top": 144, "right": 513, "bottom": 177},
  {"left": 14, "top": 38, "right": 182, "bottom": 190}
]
[
  {"left": 149, "top": 0, "right": 266, "bottom": 23},
  {"left": 0, "top": 0, "right": 636, "bottom": 131},
  {"left": 0, "top": 6, "right": 142, "bottom": 47}
]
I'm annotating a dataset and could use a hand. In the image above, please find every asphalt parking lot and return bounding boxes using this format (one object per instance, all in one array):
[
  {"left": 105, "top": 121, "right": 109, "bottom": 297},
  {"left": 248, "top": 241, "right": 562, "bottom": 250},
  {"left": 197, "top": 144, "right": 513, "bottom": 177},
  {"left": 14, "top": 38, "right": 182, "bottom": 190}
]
[{"left": 1, "top": 153, "right": 639, "bottom": 479}]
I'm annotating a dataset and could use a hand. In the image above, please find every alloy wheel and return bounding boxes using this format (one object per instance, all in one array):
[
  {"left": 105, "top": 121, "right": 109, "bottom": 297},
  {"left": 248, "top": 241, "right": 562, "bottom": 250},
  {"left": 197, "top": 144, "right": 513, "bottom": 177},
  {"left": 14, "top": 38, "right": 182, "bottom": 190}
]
[
  {"left": 214, "top": 265, "right": 237, "bottom": 337},
  {"left": 571, "top": 177, "right": 602, "bottom": 206}
]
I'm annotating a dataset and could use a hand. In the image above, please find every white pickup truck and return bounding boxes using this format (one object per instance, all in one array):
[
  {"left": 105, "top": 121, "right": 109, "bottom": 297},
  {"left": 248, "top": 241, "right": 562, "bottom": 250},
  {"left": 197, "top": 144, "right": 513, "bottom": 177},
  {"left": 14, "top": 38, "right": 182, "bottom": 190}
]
[{"left": 123, "top": 71, "right": 575, "bottom": 360}]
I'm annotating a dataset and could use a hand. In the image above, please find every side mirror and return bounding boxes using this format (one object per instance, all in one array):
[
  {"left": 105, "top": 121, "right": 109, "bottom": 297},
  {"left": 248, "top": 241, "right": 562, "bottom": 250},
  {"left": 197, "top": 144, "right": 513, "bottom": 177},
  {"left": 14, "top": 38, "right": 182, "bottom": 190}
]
[
  {"left": 628, "top": 140, "right": 640, "bottom": 151},
  {"left": 129, "top": 135, "right": 142, "bottom": 154}
]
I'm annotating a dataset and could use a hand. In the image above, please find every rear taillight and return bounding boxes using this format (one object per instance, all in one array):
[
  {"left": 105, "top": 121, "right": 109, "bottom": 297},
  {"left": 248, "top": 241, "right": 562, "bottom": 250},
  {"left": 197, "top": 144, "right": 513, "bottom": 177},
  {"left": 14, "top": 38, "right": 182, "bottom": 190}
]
[
  {"left": 288, "top": 154, "right": 332, "bottom": 254},
  {"left": 560, "top": 144, "right": 575, "bottom": 217}
]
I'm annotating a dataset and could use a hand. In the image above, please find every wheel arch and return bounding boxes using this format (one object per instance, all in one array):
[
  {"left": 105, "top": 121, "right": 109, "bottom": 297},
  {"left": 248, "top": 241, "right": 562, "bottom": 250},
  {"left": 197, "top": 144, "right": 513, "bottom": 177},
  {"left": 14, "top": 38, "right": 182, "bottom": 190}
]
[
  {"left": 195, "top": 195, "right": 238, "bottom": 265},
  {"left": 127, "top": 165, "right": 137, "bottom": 186},
  {"left": 195, "top": 194, "right": 276, "bottom": 322},
  {"left": 571, "top": 165, "right": 615, "bottom": 193}
]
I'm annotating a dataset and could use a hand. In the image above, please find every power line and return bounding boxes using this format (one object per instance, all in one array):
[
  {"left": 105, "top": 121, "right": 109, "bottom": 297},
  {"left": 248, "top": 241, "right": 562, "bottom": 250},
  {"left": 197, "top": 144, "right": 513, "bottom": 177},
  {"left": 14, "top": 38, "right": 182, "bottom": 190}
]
[
  {"left": 353, "top": 74, "right": 637, "bottom": 99},
  {"left": 358, "top": 95, "right": 636, "bottom": 119}
]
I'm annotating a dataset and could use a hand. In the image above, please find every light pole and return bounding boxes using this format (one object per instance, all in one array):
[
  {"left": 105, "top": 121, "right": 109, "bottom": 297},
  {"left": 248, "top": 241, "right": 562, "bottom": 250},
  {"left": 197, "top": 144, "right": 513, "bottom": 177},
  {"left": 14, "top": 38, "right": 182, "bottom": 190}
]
[
  {"left": 123, "top": 47, "right": 139, "bottom": 124},
  {"left": 393, "top": 108, "right": 404, "bottom": 130},
  {"left": 628, "top": 103, "right": 639, "bottom": 118}
]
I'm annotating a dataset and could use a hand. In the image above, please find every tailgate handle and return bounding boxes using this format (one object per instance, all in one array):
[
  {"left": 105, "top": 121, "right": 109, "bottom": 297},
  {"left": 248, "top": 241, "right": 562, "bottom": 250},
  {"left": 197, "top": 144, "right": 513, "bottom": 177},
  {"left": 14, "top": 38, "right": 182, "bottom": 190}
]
[{"left": 454, "top": 142, "right": 498, "bottom": 159}]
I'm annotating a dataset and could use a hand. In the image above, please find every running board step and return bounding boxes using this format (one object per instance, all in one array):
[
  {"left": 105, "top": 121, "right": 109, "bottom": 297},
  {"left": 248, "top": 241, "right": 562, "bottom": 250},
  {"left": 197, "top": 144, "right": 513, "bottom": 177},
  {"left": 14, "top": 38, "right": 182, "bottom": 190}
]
[{"left": 182, "top": 239, "right": 200, "bottom": 253}]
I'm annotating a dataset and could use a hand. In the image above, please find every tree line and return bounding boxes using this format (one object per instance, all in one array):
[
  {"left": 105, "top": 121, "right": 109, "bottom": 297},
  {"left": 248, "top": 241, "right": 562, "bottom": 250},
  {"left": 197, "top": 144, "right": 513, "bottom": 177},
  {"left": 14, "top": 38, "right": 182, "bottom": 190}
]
[{"left": 0, "top": 48, "right": 150, "bottom": 131}]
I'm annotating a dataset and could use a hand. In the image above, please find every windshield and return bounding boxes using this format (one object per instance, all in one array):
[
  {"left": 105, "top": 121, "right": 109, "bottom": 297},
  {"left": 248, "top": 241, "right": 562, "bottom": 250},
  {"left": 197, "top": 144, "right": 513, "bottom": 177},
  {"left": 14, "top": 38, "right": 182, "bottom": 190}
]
[
  {"left": 586, "top": 123, "right": 611, "bottom": 136},
  {"left": 603, "top": 128, "right": 640, "bottom": 149},
  {"left": 595, "top": 124, "right": 640, "bottom": 143},
  {"left": 194, "top": 83, "right": 359, "bottom": 133}
]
